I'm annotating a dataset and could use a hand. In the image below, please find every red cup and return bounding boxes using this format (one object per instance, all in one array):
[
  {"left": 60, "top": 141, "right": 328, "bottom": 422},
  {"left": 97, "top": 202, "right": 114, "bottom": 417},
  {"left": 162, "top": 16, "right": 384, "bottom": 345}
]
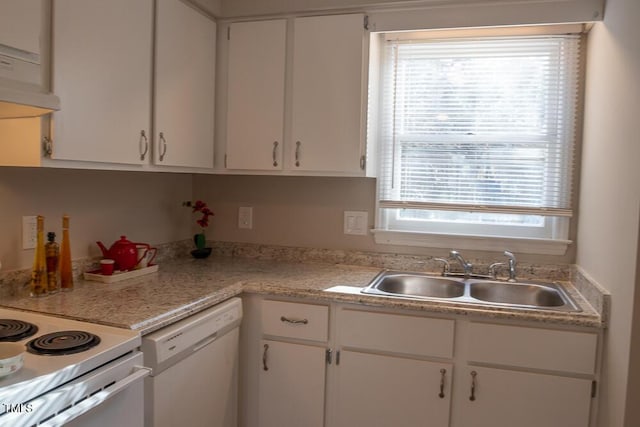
[{"left": 100, "top": 259, "right": 115, "bottom": 275}]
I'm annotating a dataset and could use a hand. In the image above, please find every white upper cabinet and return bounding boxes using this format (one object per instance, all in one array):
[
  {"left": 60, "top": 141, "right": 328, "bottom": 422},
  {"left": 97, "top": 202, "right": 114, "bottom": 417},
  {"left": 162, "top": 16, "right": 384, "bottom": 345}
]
[
  {"left": 49, "top": 0, "right": 215, "bottom": 169},
  {"left": 0, "top": 0, "right": 42, "bottom": 55},
  {"left": 290, "top": 14, "right": 366, "bottom": 174},
  {"left": 154, "top": 0, "right": 216, "bottom": 168},
  {"left": 226, "top": 20, "right": 286, "bottom": 171},
  {"left": 51, "top": 0, "right": 153, "bottom": 165},
  {"left": 223, "top": 14, "right": 367, "bottom": 175}
]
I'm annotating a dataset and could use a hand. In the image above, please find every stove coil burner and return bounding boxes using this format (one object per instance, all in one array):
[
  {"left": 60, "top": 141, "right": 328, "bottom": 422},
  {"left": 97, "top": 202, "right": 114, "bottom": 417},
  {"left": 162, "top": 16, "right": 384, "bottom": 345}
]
[
  {"left": 27, "top": 331, "right": 101, "bottom": 355},
  {"left": 0, "top": 319, "right": 38, "bottom": 342}
]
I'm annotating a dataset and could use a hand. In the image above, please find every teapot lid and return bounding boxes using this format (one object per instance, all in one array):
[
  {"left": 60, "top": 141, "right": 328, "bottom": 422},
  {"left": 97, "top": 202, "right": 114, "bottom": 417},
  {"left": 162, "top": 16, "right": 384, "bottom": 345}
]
[{"left": 114, "top": 235, "right": 133, "bottom": 245}]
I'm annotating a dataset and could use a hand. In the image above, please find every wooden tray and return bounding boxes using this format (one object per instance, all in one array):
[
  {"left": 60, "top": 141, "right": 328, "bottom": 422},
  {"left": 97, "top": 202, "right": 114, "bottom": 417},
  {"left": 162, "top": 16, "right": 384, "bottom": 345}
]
[{"left": 83, "top": 264, "right": 159, "bottom": 283}]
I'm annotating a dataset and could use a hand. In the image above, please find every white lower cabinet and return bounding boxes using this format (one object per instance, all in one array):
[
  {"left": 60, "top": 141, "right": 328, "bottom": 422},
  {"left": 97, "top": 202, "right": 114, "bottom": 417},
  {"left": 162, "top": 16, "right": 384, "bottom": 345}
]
[
  {"left": 244, "top": 298, "right": 600, "bottom": 427},
  {"left": 258, "top": 340, "right": 326, "bottom": 427},
  {"left": 453, "top": 366, "right": 592, "bottom": 427},
  {"left": 333, "top": 351, "right": 452, "bottom": 427}
]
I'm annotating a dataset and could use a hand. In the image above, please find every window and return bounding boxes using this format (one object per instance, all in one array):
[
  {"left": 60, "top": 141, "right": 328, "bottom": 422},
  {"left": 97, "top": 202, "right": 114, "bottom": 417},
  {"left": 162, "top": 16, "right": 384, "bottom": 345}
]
[{"left": 370, "top": 32, "right": 582, "bottom": 254}]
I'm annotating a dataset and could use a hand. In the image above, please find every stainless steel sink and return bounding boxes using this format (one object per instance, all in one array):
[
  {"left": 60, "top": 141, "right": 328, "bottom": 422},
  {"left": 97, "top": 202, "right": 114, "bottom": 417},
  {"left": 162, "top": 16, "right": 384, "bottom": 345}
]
[
  {"left": 362, "top": 273, "right": 465, "bottom": 298},
  {"left": 468, "top": 280, "right": 569, "bottom": 308},
  {"left": 360, "top": 271, "right": 581, "bottom": 312}
]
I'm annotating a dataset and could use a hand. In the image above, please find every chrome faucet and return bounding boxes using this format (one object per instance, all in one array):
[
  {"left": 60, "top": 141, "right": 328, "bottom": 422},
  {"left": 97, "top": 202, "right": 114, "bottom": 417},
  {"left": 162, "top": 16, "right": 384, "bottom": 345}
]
[
  {"left": 449, "top": 250, "right": 473, "bottom": 278},
  {"left": 489, "top": 250, "right": 518, "bottom": 281},
  {"left": 503, "top": 250, "right": 517, "bottom": 282},
  {"left": 433, "top": 258, "right": 451, "bottom": 276}
]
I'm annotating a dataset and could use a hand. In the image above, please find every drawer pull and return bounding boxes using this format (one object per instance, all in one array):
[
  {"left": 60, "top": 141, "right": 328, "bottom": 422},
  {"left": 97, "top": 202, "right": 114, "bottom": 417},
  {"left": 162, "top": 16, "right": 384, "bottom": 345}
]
[
  {"left": 280, "top": 316, "right": 308, "bottom": 325},
  {"left": 469, "top": 370, "right": 477, "bottom": 401},
  {"left": 263, "top": 344, "right": 269, "bottom": 371},
  {"left": 439, "top": 368, "right": 446, "bottom": 398}
]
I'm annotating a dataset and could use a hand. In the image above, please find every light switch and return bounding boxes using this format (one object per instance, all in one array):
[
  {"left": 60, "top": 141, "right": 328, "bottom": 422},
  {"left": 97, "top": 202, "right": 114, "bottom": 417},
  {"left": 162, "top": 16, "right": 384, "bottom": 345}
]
[
  {"left": 238, "top": 206, "right": 253, "bottom": 229},
  {"left": 22, "top": 215, "right": 37, "bottom": 249},
  {"left": 344, "top": 211, "right": 368, "bottom": 235}
]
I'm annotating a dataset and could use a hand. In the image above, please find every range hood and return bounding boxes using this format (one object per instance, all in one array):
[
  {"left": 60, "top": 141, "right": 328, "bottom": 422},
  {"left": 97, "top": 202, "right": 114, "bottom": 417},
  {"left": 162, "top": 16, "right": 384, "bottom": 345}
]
[
  {"left": 0, "top": 45, "right": 60, "bottom": 119},
  {"left": 0, "top": 85, "right": 60, "bottom": 119}
]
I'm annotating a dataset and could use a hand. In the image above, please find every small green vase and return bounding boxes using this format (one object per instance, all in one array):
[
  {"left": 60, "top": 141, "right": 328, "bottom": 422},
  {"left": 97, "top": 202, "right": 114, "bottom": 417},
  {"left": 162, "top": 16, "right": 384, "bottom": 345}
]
[{"left": 194, "top": 233, "right": 206, "bottom": 250}]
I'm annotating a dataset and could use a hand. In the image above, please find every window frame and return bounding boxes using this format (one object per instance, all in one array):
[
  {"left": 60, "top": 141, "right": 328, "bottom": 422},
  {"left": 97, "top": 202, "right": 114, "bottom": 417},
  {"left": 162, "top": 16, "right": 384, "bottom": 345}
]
[{"left": 367, "top": 28, "right": 584, "bottom": 255}]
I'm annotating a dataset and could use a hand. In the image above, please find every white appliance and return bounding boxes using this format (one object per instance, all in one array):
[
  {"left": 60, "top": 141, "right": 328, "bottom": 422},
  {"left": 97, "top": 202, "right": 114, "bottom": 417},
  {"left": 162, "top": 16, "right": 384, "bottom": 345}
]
[
  {"left": 0, "top": 45, "right": 60, "bottom": 119},
  {"left": 0, "top": 0, "right": 60, "bottom": 119},
  {"left": 0, "top": 307, "right": 147, "bottom": 426},
  {"left": 142, "top": 298, "right": 242, "bottom": 427}
]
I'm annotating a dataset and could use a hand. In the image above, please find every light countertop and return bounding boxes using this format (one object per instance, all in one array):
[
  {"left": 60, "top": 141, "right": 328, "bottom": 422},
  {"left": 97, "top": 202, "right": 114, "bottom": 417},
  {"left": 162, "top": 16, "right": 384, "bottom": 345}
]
[{"left": 0, "top": 255, "right": 603, "bottom": 334}]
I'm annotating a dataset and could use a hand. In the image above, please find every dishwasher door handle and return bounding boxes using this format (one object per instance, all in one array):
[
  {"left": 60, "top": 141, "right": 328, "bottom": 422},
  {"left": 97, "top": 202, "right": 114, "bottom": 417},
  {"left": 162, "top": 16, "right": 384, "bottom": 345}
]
[{"left": 193, "top": 333, "right": 218, "bottom": 353}]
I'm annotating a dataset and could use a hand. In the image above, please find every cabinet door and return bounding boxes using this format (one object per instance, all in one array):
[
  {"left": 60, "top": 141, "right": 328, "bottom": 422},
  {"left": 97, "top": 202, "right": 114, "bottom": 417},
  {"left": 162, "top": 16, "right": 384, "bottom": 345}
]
[
  {"left": 291, "top": 14, "right": 366, "bottom": 173},
  {"left": 154, "top": 0, "right": 215, "bottom": 168},
  {"left": 258, "top": 340, "right": 326, "bottom": 427},
  {"left": 226, "top": 20, "right": 286, "bottom": 170},
  {"left": 453, "top": 366, "right": 592, "bottom": 427},
  {"left": 51, "top": 0, "right": 152, "bottom": 164},
  {"left": 0, "top": 0, "right": 41, "bottom": 54},
  {"left": 332, "top": 350, "right": 452, "bottom": 427}
]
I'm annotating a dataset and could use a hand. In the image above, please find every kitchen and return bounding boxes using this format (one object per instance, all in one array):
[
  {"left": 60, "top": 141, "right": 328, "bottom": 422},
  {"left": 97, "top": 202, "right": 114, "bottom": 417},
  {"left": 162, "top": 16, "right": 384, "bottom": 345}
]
[{"left": 0, "top": 0, "right": 638, "bottom": 426}]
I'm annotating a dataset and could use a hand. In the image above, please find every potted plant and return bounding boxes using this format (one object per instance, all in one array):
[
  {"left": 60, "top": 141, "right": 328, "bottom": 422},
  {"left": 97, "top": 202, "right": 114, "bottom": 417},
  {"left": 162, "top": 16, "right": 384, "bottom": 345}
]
[{"left": 183, "top": 200, "right": 214, "bottom": 258}]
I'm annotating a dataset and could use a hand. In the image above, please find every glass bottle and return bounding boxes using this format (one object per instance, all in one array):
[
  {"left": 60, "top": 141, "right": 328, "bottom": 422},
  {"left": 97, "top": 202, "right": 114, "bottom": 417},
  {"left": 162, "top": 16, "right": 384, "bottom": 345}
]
[
  {"left": 60, "top": 215, "right": 74, "bottom": 291},
  {"left": 30, "top": 215, "right": 48, "bottom": 297},
  {"left": 45, "top": 232, "right": 60, "bottom": 294}
]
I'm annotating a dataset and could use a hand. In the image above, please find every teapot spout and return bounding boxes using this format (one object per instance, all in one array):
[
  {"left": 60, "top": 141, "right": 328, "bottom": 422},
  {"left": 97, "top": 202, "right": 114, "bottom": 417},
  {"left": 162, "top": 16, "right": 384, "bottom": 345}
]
[{"left": 96, "top": 241, "right": 109, "bottom": 257}]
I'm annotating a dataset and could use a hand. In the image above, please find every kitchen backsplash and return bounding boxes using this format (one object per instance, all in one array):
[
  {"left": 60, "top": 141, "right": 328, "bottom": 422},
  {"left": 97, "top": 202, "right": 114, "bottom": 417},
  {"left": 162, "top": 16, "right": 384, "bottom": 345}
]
[{"left": 0, "top": 239, "right": 609, "bottom": 321}]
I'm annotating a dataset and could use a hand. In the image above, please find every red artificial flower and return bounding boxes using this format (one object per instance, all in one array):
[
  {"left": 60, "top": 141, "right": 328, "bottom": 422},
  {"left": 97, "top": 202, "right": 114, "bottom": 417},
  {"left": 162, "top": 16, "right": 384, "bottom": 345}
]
[{"left": 184, "top": 200, "right": 214, "bottom": 229}]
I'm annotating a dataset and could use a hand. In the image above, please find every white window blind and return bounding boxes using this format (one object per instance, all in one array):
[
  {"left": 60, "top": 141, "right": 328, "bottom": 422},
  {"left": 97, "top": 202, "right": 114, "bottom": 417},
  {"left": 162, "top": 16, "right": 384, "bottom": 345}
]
[{"left": 377, "top": 35, "right": 581, "bottom": 227}]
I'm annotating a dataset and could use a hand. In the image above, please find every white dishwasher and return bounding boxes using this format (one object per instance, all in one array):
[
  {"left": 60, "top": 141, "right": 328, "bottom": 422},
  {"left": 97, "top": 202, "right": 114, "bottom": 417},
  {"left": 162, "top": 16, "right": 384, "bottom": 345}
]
[{"left": 142, "top": 297, "right": 242, "bottom": 427}]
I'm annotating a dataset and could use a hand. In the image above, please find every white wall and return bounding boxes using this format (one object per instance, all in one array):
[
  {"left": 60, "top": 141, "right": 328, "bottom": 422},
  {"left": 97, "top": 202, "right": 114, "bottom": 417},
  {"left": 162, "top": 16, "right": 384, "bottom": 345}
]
[
  {"left": 577, "top": 0, "right": 640, "bottom": 425},
  {"left": 0, "top": 168, "right": 192, "bottom": 271}
]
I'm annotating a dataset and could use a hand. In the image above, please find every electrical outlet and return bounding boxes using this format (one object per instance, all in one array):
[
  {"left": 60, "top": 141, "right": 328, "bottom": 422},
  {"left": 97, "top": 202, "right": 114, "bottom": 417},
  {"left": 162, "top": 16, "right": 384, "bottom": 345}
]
[
  {"left": 238, "top": 207, "right": 253, "bottom": 229},
  {"left": 344, "top": 211, "right": 368, "bottom": 235},
  {"left": 22, "top": 216, "right": 37, "bottom": 249}
]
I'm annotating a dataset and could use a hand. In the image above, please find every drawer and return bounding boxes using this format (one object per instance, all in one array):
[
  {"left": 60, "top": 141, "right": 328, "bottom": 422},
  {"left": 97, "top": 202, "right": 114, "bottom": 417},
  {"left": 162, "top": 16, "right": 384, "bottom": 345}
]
[
  {"left": 262, "top": 300, "right": 329, "bottom": 342},
  {"left": 468, "top": 322, "right": 598, "bottom": 374},
  {"left": 338, "top": 309, "right": 455, "bottom": 359}
]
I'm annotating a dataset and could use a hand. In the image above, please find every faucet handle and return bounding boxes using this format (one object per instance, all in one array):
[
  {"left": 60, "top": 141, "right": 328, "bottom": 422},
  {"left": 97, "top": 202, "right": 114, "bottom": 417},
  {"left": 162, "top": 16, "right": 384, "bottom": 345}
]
[
  {"left": 488, "top": 262, "right": 507, "bottom": 279},
  {"left": 433, "top": 258, "right": 451, "bottom": 276}
]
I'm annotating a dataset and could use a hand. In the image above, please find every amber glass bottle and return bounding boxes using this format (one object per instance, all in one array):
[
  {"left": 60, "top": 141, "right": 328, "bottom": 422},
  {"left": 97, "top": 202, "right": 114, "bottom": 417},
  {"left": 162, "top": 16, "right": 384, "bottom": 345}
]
[
  {"left": 30, "top": 216, "right": 48, "bottom": 297},
  {"left": 60, "top": 215, "right": 74, "bottom": 291},
  {"left": 45, "top": 232, "right": 60, "bottom": 294}
]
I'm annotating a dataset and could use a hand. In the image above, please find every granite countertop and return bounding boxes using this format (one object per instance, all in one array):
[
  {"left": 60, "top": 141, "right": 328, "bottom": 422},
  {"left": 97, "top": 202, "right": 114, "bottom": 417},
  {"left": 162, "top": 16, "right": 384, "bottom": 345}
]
[{"left": 0, "top": 255, "right": 603, "bottom": 334}]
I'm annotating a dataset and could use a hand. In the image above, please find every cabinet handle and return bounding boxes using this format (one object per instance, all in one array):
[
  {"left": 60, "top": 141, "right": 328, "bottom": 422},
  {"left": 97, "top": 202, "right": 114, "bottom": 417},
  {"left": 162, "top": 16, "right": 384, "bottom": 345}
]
[
  {"left": 272, "top": 141, "right": 279, "bottom": 167},
  {"left": 439, "top": 368, "right": 446, "bottom": 398},
  {"left": 159, "top": 132, "right": 167, "bottom": 161},
  {"left": 469, "top": 370, "right": 477, "bottom": 401},
  {"left": 280, "top": 316, "right": 308, "bottom": 325},
  {"left": 139, "top": 130, "right": 149, "bottom": 161},
  {"left": 262, "top": 344, "right": 269, "bottom": 371},
  {"left": 42, "top": 136, "right": 53, "bottom": 158},
  {"left": 280, "top": 316, "right": 309, "bottom": 325},
  {"left": 295, "top": 141, "right": 301, "bottom": 167}
]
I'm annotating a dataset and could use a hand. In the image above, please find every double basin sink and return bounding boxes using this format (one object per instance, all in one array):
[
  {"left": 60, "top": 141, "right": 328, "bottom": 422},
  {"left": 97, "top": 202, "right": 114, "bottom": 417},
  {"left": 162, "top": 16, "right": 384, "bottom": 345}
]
[{"left": 361, "top": 271, "right": 581, "bottom": 312}]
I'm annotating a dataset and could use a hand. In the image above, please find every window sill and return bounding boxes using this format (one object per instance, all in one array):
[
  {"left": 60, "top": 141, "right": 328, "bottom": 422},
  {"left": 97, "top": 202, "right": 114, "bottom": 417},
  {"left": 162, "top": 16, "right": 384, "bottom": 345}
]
[{"left": 372, "top": 229, "right": 571, "bottom": 256}]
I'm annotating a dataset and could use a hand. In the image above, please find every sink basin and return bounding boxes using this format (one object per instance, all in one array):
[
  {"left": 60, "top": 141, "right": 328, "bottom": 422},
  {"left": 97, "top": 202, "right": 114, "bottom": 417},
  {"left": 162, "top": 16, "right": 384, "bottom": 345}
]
[
  {"left": 468, "top": 280, "right": 569, "bottom": 308},
  {"left": 359, "top": 270, "right": 581, "bottom": 312},
  {"left": 361, "top": 272, "right": 465, "bottom": 299}
]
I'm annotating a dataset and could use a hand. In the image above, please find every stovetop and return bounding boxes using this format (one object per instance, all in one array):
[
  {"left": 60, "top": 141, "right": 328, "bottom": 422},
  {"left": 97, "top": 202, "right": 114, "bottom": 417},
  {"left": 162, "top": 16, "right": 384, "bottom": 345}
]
[{"left": 0, "top": 307, "right": 140, "bottom": 405}]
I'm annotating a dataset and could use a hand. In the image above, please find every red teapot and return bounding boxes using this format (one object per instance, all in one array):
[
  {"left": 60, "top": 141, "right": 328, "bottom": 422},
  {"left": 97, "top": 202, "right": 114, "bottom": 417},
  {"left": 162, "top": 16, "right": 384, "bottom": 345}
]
[{"left": 96, "top": 236, "right": 152, "bottom": 271}]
